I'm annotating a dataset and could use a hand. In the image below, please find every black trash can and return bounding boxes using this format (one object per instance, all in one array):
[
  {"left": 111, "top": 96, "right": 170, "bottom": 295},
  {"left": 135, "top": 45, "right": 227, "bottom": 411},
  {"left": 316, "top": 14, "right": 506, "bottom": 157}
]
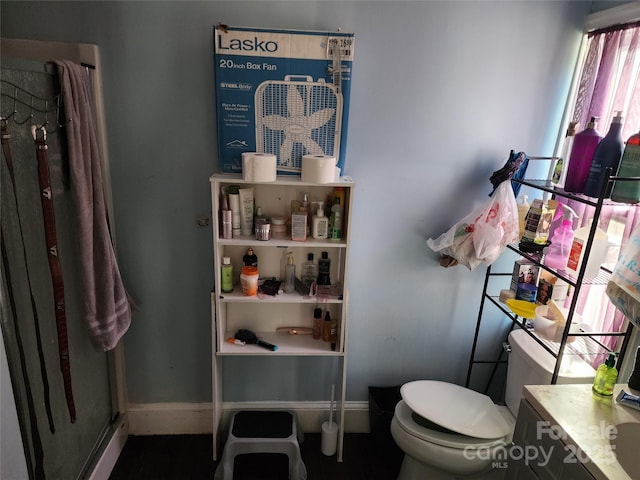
[{"left": 368, "top": 385, "right": 402, "bottom": 452}]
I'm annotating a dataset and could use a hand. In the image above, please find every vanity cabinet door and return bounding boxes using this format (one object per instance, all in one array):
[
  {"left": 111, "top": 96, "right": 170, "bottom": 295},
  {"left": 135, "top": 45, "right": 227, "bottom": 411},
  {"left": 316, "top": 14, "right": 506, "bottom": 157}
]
[{"left": 507, "top": 400, "right": 595, "bottom": 480}]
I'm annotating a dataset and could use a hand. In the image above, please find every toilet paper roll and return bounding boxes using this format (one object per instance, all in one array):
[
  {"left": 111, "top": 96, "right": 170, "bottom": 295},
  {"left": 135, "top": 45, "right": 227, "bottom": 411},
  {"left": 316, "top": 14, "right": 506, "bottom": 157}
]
[
  {"left": 301, "top": 155, "right": 337, "bottom": 184},
  {"left": 242, "top": 152, "right": 277, "bottom": 182}
]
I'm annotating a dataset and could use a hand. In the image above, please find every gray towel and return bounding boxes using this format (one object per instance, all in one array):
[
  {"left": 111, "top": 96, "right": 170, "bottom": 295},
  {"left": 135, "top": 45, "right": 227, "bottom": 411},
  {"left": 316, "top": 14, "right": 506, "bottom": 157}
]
[{"left": 55, "top": 60, "right": 131, "bottom": 351}]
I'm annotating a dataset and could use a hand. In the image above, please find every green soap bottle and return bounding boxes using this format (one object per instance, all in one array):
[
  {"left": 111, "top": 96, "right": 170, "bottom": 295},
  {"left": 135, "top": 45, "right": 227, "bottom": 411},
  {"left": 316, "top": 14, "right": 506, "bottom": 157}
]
[{"left": 592, "top": 353, "right": 618, "bottom": 396}]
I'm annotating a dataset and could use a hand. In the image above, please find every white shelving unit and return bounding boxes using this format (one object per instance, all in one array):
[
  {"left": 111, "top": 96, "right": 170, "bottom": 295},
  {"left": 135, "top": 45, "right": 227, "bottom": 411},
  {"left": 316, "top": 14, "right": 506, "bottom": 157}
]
[{"left": 209, "top": 173, "right": 355, "bottom": 462}]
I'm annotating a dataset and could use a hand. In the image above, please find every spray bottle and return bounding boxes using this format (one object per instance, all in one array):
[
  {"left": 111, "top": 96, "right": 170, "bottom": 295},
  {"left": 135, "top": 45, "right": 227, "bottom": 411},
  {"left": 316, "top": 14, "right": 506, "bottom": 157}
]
[{"left": 544, "top": 204, "right": 577, "bottom": 270}]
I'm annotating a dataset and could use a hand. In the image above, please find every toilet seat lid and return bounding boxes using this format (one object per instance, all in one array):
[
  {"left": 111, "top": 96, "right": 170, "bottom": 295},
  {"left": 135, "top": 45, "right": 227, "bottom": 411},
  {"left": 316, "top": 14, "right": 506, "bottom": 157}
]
[{"left": 401, "top": 380, "right": 511, "bottom": 439}]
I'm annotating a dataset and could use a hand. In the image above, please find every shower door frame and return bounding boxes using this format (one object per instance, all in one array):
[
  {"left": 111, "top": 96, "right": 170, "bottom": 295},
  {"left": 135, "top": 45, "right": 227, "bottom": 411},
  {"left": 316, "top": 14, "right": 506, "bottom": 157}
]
[{"left": 1, "top": 37, "right": 129, "bottom": 480}]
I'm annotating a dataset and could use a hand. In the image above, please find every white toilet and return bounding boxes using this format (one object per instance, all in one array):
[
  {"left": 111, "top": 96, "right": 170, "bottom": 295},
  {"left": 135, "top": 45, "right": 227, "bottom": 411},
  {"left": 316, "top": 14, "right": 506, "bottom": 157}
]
[{"left": 390, "top": 329, "right": 596, "bottom": 479}]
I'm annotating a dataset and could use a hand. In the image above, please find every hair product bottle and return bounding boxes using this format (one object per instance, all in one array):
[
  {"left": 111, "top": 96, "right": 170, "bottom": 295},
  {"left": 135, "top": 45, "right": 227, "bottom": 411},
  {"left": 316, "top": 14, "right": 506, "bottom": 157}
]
[
  {"left": 330, "top": 197, "right": 343, "bottom": 241},
  {"left": 322, "top": 311, "right": 331, "bottom": 342},
  {"left": 584, "top": 111, "right": 624, "bottom": 198},
  {"left": 317, "top": 251, "right": 331, "bottom": 286},
  {"left": 564, "top": 117, "right": 602, "bottom": 193},
  {"left": 592, "top": 353, "right": 618, "bottom": 396},
  {"left": 221, "top": 256, "right": 234, "bottom": 293},
  {"left": 312, "top": 307, "right": 323, "bottom": 340},
  {"left": 243, "top": 247, "right": 258, "bottom": 267},
  {"left": 611, "top": 128, "right": 640, "bottom": 203},
  {"left": 550, "top": 121, "right": 577, "bottom": 188}
]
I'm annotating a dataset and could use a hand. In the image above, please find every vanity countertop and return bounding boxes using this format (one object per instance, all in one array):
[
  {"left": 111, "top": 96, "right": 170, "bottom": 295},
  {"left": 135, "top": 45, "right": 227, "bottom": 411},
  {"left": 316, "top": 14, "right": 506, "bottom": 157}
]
[{"left": 523, "top": 383, "right": 640, "bottom": 480}]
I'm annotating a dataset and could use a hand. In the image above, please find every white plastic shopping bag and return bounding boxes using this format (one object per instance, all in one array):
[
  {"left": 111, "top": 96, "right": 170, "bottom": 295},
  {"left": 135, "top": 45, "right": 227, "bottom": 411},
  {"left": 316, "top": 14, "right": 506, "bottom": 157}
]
[{"left": 426, "top": 180, "right": 519, "bottom": 270}]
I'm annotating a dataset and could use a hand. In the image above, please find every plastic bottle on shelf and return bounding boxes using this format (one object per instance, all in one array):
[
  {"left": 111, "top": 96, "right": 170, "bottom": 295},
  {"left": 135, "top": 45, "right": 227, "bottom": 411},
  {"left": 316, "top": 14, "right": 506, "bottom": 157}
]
[
  {"left": 322, "top": 311, "right": 332, "bottom": 342},
  {"left": 592, "top": 353, "right": 618, "bottom": 396},
  {"left": 584, "top": 111, "right": 624, "bottom": 198},
  {"left": 312, "top": 307, "right": 323, "bottom": 340},
  {"left": 566, "top": 221, "right": 608, "bottom": 279},
  {"left": 284, "top": 252, "right": 296, "bottom": 294},
  {"left": 317, "top": 251, "right": 331, "bottom": 286},
  {"left": 516, "top": 194, "right": 530, "bottom": 240},
  {"left": 611, "top": 128, "right": 640, "bottom": 203},
  {"left": 544, "top": 205, "right": 577, "bottom": 270},
  {"left": 312, "top": 202, "right": 329, "bottom": 239},
  {"left": 330, "top": 197, "right": 343, "bottom": 241},
  {"left": 564, "top": 117, "right": 602, "bottom": 193},
  {"left": 221, "top": 256, "right": 234, "bottom": 293},
  {"left": 550, "top": 121, "right": 577, "bottom": 188}
]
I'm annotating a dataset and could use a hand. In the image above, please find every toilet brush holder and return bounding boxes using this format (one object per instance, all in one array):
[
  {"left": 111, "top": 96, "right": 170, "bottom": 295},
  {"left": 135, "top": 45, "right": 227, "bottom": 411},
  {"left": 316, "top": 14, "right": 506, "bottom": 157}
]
[
  {"left": 628, "top": 346, "right": 640, "bottom": 391},
  {"left": 321, "top": 383, "right": 338, "bottom": 456},
  {"left": 321, "top": 420, "right": 338, "bottom": 456}
]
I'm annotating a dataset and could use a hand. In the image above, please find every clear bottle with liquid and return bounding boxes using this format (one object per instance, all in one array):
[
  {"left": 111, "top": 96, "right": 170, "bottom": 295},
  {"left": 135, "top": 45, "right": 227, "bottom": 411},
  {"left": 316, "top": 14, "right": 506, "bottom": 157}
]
[
  {"left": 550, "top": 121, "right": 577, "bottom": 188},
  {"left": 284, "top": 252, "right": 296, "bottom": 294},
  {"left": 584, "top": 111, "right": 624, "bottom": 198},
  {"left": 611, "top": 128, "right": 640, "bottom": 203},
  {"left": 301, "top": 253, "right": 318, "bottom": 289},
  {"left": 564, "top": 117, "right": 602, "bottom": 193}
]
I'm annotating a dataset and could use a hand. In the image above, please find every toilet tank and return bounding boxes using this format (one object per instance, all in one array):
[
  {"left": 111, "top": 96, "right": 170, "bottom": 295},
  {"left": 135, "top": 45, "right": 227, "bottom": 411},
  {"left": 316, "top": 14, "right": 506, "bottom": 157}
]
[{"left": 504, "top": 329, "right": 596, "bottom": 416}]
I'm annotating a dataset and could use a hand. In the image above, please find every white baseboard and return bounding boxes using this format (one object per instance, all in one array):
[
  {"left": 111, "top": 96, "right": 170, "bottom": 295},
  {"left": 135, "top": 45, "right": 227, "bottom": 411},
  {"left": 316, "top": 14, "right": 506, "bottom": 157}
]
[
  {"left": 127, "top": 401, "right": 370, "bottom": 436},
  {"left": 87, "top": 414, "right": 129, "bottom": 480}
]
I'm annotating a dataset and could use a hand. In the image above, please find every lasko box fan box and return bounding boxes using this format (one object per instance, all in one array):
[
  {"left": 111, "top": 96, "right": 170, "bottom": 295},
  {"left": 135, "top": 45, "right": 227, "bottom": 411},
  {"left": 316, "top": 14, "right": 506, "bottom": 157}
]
[{"left": 213, "top": 25, "right": 355, "bottom": 175}]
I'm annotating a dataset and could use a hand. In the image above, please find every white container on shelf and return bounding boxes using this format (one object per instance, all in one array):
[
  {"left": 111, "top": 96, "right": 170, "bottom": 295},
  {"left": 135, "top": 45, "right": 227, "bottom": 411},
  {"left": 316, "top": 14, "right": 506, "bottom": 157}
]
[{"left": 566, "top": 222, "right": 608, "bottom": 279}]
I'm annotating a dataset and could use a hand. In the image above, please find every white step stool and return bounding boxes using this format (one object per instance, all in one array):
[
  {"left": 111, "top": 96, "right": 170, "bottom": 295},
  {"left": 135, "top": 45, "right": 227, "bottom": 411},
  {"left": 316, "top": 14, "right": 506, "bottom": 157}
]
[{"left": 214, "top": 410, "right": 307, "bottom": 480}]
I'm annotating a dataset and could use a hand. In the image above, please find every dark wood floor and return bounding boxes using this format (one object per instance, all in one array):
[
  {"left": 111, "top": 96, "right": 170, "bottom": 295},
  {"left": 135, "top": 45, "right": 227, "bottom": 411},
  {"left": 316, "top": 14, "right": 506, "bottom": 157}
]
[{"left": 109, "top": 432, "right": 403, "bottom": 480}]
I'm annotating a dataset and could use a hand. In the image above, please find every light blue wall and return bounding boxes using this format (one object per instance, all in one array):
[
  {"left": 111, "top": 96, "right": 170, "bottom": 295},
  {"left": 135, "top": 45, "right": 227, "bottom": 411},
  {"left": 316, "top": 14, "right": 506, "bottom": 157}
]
[{"left": 1, "top": 1, "right": 594, "bottom": 404}]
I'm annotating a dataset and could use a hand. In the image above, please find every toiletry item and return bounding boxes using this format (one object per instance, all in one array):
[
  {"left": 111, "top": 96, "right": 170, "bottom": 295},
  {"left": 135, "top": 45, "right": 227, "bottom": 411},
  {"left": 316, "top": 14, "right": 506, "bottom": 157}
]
[
  {"left": 611, "top": 128, "right": 640, "bottom": 203},
  {"left": 592, "top": 353, "right": 618, "bottom": 396},
  {"left": 301, "top": 253, "right": 319, "bottom": 289},
  {"left": 313, "top": 203, "right": 329, "bottom": 239},
  {"left": 300, "top": 191, "right": 311, "bottom": 234},
  {"left": 550, "top": 121, "right": 577, "bottom": 188},
  {"left": 238, "top": 187, "right": 255, "bottom": 236},
  {"left": 516, "top": 194, "right": 529, "bottom": 240},
  {"left": 271, "top": 216, "right": 287, "bottom": 239},
  {"left": 330, "top": 196, "right": 343, "bottom": 241},
  {"left": 221, "top": 208, "right": 232, "bottom": 240},
  {"left": 317, "top": 251, "right": 331, "bottom": 286},
  {"left": 550, "top": 277, "right": 569, "bottom": 304},
  {"left": 616, "top": 390, "right": 640, "bottom": 411},
  {"left": 312, "top": 307, "right": 323, "bottom": 340},
  {"left": 627, "top": 347, "right": 640, "bottom": 391},
  {"left": 584, "top": 111, "right": 624, "bottom": 198},
  {"left": 564, "top": 117, "right": 603, "bottom": 193},
  {"left": 511, "top": 259, "right": 540, "bottom": 302},
  {"left": 255, "top": 222, "right": 271, "bottom": 241},
  {"left": 221, "top": 256, "right": 234, "bottom": 293},
  {"left": 240, "top": 266, "right": 259, "bottom": 296},
  {"left": 228, "top": 186, "right": 242, "bottom": 237},
  {"left": 291, "top": 211, "right": 307, "bottom": 241},
  {"left": 227, "top": 337, "right": 246, "bottom": 346},
  {"left": 333, "top": 187, "right": 346, "bottom": 211},
  {"left": 522, "top": 199, "right": 557, "bottom": 245},
  {"left": 284, "top": 252, "right": 296, "bottom": 294},
  {"left": 235, "top": 328, "right": 278, "bottom": 351},
  {"left": 566, "top": 221, "right": 608, "bottom": 279},
  {"left": 322, "top": 311, "right": 331, "bottom": 342},
  {"left": 544, "top": 204, "right": 577, "bottom": 270},
  {"left": 243, "top": 247, "right": 258, "bottom": 267},
  {"left": 330, "top": 312, "right": 337, "bottom": 350}
]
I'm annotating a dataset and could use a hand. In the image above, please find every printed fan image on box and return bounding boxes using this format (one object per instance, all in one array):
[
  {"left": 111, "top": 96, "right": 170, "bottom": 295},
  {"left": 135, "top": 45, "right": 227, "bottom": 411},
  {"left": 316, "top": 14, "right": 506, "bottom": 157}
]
[{"left": 255, "top": 75, "right": 342, "bottom": 173}]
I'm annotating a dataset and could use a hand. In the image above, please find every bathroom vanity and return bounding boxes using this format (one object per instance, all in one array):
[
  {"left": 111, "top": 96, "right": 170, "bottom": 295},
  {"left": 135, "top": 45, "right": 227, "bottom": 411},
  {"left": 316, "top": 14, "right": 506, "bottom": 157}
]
[{"left": 508, "top": 384, "right": 640, "bottom": 480}]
